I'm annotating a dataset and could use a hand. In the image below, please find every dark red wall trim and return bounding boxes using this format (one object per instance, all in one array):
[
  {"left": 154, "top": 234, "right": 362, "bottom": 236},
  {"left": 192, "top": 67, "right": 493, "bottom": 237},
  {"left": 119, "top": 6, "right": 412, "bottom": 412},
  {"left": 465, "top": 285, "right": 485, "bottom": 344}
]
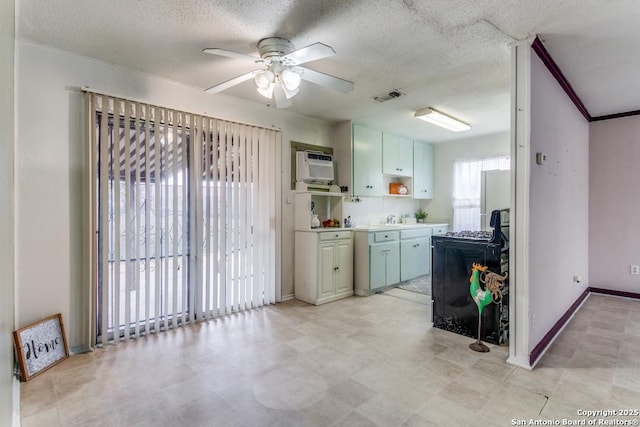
[
  {"left": 531, "top": 36, "right": 592, "bottom": 122},
  {"left": 529, "top": 287, "right": 640, "bottom": 366},
  {"left": 529, "top": 288, "right": 589, "bottom": 366},
  {"left": 589, "top": 287, "right": 640, "bottom": 300},
  {"left": 591, "top": 110, "right": 640, "bottom": 122}
]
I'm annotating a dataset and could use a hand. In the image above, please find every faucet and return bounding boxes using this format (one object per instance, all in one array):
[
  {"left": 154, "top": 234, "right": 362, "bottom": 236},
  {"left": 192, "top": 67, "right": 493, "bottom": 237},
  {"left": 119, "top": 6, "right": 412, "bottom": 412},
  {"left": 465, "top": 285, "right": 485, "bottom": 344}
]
[{"left": 386, "top": 215, "right": 397, "bottom": 224}]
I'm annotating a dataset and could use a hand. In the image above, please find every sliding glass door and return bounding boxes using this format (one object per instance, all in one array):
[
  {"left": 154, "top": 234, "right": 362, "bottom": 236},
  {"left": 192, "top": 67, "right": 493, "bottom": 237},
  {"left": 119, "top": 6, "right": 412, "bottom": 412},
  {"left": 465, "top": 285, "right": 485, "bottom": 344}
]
[{"left": 89, "top": 93, "right": 280, "bottom": 346}]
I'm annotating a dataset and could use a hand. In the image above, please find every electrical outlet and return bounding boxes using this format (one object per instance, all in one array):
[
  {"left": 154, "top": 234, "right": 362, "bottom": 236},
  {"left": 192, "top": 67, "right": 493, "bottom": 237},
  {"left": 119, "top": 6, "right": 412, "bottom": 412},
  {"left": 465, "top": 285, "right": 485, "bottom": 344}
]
[
  {"left": 573, "top": 275, "right": 581, "bottom": 284},
  {"left": 631, "top": 265, "right": 640, "bottom": 275}
]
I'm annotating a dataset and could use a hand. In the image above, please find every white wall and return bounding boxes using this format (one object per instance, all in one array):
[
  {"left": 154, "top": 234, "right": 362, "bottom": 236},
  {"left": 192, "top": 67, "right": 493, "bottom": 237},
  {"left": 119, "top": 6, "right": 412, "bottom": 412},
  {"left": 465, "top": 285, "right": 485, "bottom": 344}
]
[
  {"left": 15, "top": 40, "right": 334, "bottom": 349},
  {"left": 1, "top": 0, "right": 18, "bottom": 424},
  {"left": 429, "top": 132, "right": 510, "bottom": 223},
  {"left": 528, "top": 52, "right": 589, "bottom": 349},
  {"left": 589, "top": 115, "right": 640, "bottom": 293},
  {"left": 342, "top": 197, "right": 422, "bottom": 227}
]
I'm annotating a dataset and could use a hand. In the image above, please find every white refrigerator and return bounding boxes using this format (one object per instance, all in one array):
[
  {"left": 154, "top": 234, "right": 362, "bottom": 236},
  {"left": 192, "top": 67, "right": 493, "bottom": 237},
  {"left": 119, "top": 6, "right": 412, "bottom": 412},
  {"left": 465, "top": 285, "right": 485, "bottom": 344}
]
[{"left": 480, "top": 170, "right": 510, "bottom": 230}]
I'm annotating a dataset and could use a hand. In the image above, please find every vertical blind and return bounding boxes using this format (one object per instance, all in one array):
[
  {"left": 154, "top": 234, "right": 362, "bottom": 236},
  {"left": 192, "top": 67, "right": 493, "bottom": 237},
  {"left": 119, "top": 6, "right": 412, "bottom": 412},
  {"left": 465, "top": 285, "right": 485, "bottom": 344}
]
[{"left": 88, "top": 92, "right": 281, "bottom": 346}]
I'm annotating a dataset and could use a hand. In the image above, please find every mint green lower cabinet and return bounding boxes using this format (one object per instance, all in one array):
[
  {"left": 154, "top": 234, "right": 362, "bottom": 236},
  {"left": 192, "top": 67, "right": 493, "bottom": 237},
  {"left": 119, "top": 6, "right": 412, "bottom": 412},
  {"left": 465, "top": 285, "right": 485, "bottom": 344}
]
[
  {"left": 400, "top": 237, "right": 430, "bottom": 281},
  {"left": 355, "top": 225, "right": 448, "bottom": 295},
  {"left": 369, "top": 241, "right": 400, "bottom": 290},
  {"left": 354, "top": 230, "right": 400, "bottom": 295},
  {"left": 399, "top": 228, "right": 433, "bottom": 281}
]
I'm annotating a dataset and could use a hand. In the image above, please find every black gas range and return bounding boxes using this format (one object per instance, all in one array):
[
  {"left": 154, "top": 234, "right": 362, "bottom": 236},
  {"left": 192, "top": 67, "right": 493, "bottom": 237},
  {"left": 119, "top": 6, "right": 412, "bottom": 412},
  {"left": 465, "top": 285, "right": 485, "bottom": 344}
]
[{"left": 431, "top": 210, "right": 509, "bottom": 345}]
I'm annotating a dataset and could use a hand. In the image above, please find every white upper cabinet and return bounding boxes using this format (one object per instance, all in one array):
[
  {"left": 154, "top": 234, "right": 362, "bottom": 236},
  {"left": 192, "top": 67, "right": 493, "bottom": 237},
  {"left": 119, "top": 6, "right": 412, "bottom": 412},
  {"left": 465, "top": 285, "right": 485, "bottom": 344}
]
[
  {"left": 352, "top": 124, "right": 383, "bottom": 196},
  {"left": 335, "top": 121, "right": 434, "bottom": 199},
  {"left": 413, "top": 141, "right": 434, "bottom": 199},
  {"left": 383, "top": 133, "right": 413, "bottom": 177}
]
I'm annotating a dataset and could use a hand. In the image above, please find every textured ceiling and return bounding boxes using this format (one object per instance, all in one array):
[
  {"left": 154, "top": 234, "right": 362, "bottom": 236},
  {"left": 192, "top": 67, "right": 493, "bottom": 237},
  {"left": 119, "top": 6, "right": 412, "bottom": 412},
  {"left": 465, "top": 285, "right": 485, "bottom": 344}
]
[{"left": 16, "top": 0, "right": 640, "bottom": 142}]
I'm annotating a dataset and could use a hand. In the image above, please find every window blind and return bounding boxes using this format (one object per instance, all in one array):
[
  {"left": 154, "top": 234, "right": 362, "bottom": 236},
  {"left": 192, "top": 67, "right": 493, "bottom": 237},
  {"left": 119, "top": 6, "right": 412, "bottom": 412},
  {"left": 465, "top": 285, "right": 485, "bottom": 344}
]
[{"left": 88, "top": 92, "right": 281, "bottom": 345}]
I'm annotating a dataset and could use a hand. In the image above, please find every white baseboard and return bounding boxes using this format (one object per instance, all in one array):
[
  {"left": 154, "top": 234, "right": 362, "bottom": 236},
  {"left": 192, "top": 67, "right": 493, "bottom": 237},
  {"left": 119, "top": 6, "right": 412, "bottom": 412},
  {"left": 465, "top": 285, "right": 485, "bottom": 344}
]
[
  {"left": 281, "top": 294, "right": 295, "bottom": 301},
  {"left": 507, "top": 355, "right": 532, "bottom": 370},
  {"left": 70, "top": 345, "right": 92, "bottom": 355},
  {"left": 12, "top": 376, "right": 20, "bottom": 427}
]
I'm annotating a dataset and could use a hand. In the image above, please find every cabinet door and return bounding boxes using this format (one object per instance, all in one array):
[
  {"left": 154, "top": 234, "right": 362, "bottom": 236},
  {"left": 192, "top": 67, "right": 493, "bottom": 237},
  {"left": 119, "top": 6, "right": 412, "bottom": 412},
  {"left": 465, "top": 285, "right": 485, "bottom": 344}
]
[
  {"left": 400, "top": 240, "right": 418, "bottom": 282},
  {"left": 413, "top": 141, "right": 434, "bottom": 199},
  {"left": 385, "top": 242, "right": 401, "bottom": 286},
  {"left": 318, "top": 243, "right": 336, "bottom": 299},
  {"left": 400, "top": 237, "right": 430, "bottom": 281},
  {"left": 353, "top": 124, "right": 383, "bottom": 196},
  {"left": 369, "top": 242, "right": 388, "bottom": 290},
  {"left": 334, "top": 239, "right": 353, "bottom": 294},
  {"left": 383, "top": 133, "right": 413, "bottom": 176}
]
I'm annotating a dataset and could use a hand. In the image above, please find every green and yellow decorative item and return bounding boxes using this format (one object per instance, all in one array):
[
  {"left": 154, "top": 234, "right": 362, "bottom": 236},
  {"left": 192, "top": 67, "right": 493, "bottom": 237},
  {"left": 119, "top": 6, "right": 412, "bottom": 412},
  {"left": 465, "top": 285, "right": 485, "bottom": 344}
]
[{"left": 469, "top": 263, "right": 508, "bottom": 352}]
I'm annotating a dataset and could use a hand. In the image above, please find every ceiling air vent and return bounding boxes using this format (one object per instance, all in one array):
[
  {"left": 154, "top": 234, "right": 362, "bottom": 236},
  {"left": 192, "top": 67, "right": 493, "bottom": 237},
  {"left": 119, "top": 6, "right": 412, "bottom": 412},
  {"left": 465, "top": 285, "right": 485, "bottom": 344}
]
[{"left": 372, "top": 89, "right": 405, "bottom": 103}]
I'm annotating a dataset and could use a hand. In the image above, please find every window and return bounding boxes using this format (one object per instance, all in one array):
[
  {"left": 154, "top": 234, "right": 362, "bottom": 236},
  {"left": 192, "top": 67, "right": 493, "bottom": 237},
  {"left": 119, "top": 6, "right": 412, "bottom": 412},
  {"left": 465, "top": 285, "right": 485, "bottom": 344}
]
[{"left": 452, "top": 156, "right": 509, "bottom": 231}]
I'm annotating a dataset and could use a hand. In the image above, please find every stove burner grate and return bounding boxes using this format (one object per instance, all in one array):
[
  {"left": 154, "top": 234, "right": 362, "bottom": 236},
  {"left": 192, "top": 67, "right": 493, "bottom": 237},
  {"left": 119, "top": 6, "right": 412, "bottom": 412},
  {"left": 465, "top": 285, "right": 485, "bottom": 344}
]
[{"left": 445, "top": 230, "right": 493, "bottom": 240}]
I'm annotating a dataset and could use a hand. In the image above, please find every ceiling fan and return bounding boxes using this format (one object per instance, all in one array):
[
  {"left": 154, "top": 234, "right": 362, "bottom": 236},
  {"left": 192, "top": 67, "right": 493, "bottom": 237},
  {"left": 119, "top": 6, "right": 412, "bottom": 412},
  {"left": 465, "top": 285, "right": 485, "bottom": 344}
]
[{"left": 202, "top": 37, "right": 354, "bottom": 109}]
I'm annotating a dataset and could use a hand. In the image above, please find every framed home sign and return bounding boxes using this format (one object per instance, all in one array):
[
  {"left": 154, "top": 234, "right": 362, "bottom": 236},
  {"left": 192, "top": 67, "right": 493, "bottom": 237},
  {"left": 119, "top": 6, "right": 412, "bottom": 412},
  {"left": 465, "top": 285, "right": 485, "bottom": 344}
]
[{"left": 13, "top": 313, "right": 69, "bottom": 381}]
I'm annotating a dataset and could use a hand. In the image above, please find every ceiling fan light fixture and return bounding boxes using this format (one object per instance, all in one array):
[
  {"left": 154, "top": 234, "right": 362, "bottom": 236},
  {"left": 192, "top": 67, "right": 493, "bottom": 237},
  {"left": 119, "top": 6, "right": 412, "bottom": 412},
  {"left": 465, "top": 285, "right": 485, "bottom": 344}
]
[
  {"left": 415, "top": 107, "right": 471, "bottom": 132},
  {"left": 281, "top": 84, "right": 299, "bottom": 99},
  {"left": 254, "top": 70, "right": 274, "bottom": 90},
  {"left": 203, "top": 37, "right": 354, "bottom": 108},
  {"left": 273, "top": 85, "right": 292, "bottom": 109},
  {"left": 280, "top": 69, "right": 301, "bottom": 91},
  {"left": 257, "top": 83, "right": 275, "bottom": 99}
]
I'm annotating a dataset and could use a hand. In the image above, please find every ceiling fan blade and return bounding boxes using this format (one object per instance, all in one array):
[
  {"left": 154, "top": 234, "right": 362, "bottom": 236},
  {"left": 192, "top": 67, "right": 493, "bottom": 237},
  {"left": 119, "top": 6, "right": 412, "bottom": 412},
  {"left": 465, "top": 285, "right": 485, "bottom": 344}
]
[
  {"left": 202, "top": 48, "right": 264, "bottom": 64},
  {"left": 204, "top": 71, "right": 257, "bottom": 94},
  {"left": 296, "top": 67, "right": 354, "bottom": 93},
  {"left": 283, "top": 42, "right": 335, "bottom": 65}
]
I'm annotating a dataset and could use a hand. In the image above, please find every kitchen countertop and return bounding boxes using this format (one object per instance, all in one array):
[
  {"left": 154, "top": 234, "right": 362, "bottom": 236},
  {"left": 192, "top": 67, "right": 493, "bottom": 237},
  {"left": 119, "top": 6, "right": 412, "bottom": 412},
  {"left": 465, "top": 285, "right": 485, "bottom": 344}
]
[
  {"left": 296, "top": 223, "right": 449, "bottom": 232},
  {"left": 352, "top": 223, "right": 449, "bottom": 231},
  {"left": 299, "top": 227, "right": 353, "bottom": 232}
]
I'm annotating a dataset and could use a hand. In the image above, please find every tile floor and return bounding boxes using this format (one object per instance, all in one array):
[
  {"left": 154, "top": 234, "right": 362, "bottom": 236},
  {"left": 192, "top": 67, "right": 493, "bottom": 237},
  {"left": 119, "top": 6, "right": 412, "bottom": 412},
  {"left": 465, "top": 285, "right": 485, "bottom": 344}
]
[{"left": 20, "top": 292, "right": 640, "bottom": 427}]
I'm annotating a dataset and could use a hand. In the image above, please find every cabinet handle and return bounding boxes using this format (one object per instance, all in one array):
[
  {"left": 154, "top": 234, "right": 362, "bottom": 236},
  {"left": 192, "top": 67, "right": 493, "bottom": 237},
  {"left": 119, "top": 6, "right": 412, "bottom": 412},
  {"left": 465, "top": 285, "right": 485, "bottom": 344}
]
[
  {"left": 382, "top": 248, "right": 391, "bottom": 253},
  {"left": 335, "top": 234, "right": 339, "bottom": 238},
  {"left": 414, "top": 243, "right": 419, "bottom": 247},
  {"left": 334, "top": 266, "right": 339, "bottom": 271}
]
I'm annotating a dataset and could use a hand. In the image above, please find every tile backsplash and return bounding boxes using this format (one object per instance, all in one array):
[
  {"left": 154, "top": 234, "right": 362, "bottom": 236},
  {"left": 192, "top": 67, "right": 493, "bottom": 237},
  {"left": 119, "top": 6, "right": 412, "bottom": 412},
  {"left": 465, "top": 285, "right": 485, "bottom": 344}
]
[{"left": 342, "top": 196, "right": 424, "bottom": 226}]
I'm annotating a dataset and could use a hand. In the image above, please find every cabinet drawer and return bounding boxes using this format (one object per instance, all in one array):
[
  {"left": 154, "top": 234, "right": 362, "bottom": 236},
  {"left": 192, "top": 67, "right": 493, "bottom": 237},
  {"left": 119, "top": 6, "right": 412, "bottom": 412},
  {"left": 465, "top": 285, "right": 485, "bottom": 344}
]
[
  {"left": 400, "top": 228, "right": 432, "bottom": 240},
  {"left": 431, "top": 226, "right": 449, "bottom": 235},
  {"left": 319, "top": 231, "right": 352, "bottom": 241},
  {"left": 373, "top": 231, "right": 399, "bottom": 242}
]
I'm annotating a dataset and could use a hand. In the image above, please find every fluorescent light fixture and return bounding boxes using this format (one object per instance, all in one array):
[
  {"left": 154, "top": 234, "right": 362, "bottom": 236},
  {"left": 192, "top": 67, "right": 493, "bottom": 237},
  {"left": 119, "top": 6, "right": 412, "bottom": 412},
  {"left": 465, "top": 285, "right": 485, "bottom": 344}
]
[{"left": 414, "top": 107, "right": 471, "bottom": 132}]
